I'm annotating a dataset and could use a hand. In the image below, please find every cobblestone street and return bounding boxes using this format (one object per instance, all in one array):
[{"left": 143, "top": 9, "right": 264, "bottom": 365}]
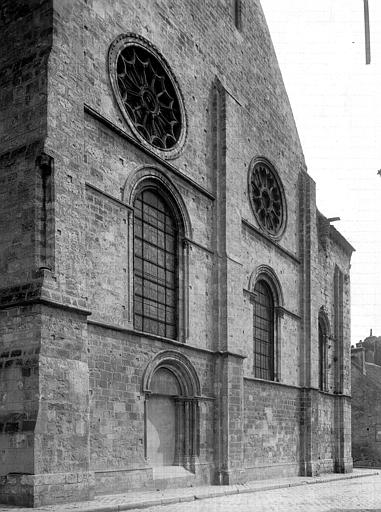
[
  {"left": 0, "top": 472, "right": 379, "bottom": 512},
  {"left": 130, "top": 473, "right": 381, "bottom": 512}
]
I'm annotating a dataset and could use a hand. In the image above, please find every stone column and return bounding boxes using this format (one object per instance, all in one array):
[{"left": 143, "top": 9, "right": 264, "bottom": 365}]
[
  {"left": 173, "top": 398, "right": 183, "bottom": 466},
  {"left": 333, "top": 267, "right": 352, "bottom": 472},
  {"left": 298, "top": 172, "right": 319, "bottom": 476},
  {"left": 191, "top": 399, "right": 199, "bottom": 468},
  {"left": 184, "top": 400, "right": 191, "bottom": 470}
]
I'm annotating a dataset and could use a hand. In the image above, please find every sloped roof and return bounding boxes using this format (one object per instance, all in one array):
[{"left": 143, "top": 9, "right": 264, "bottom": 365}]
[{"left": 364, "top": 362, "right": 381, "bottom": 389}]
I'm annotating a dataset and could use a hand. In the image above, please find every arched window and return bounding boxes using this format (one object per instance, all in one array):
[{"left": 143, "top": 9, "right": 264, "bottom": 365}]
[
  {"left": 318, "top": 315, "right": 328, "bottom": 391},
  {"left": 133, "top": 188, "right": 178, "bottom": 339},
  {"left": 253, "top": 280, "right": 275, "bottom": 380}
]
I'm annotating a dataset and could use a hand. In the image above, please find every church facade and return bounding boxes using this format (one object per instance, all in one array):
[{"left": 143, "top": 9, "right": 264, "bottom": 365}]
[{"left": 0, "top": 0, "right": 354, "bottom": 506}]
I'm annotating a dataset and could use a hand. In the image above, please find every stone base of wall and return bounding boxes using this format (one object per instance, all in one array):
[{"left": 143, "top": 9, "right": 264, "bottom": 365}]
[
  {"left": 244, "top": 462, "right": 300, "bottom": 481},
  {"left": 353, "top": 459, "right": 379, "bottom": 468},
  {"left": 95, "top": 463, "right": 214, "bottom": 495},
  {"left": 303, "top": 460, "right": 327, "bottom": 477},
  {"left": 193, "top": 462, "right": 214, "bottom": 485},
  {"left": 316, "top": 458, "right": 335, "bottom": 474},
  {"left": 335, "top": 457, "right": 353, "bottom": 473},
  {"left": 301, "top": 457, "right": 353, "bottom": 477},
  {"left": 153, "top": 466, "right": 196, "bottom": 490},
  {"left": 0, "top": 471, "right": 95, "bottom": 507},
  {"left": 95, "top": 467, "right": 153, "bottom": 495},
  {"left": 217, "top": 468, "right": 248, "bottom": 485}
]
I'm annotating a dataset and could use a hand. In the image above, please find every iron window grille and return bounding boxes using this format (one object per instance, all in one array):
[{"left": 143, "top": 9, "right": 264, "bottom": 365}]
[
  {"left": 253, "top": 280, "right": 275, "bottom": 380},
  {"left": 133, "top": 188, "right": 178, "bottom": 339}
]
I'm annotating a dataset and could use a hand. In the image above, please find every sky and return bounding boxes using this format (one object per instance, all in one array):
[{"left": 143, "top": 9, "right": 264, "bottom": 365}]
[{"left": 261, "top": 0, "right": 381, "bottom": 345}]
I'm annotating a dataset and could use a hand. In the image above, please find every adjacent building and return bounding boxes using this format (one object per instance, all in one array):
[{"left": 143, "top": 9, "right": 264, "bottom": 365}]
[
  {"left": 0, "top": 0, "right": 354, "bottom": 506},
  {"left": 352, "top": 334, "right": 381, "bottom": 467}
]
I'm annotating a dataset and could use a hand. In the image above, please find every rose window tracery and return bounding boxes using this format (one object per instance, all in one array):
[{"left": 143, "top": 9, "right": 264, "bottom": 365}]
[
  {"left": 249, "top": 160, "right": 286, "bottom": 238},
  {"left": 109, "top": 35, "right": 186, "bottom": 155}
]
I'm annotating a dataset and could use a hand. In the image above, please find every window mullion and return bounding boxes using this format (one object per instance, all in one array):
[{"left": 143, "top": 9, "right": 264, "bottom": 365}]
[{"left": 133, "top": 189, "right": 178, "bottom": 339}]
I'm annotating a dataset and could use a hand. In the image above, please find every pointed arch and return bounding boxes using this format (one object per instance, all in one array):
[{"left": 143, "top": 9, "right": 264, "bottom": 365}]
[
  {"left": 318, "top": 307, "right": 330, "bottom": 392},
  {"left": 318, "top": 306, "right": 331, "bottom": 339}
]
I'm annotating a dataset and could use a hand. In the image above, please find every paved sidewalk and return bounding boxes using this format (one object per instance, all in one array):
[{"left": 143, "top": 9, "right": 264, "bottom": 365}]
[{"left": 0, "top": 469, "right": 378, "bottom": 512}]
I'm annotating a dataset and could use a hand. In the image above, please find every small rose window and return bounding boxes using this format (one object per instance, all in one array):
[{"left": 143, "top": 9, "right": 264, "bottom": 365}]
[
  {"left": 249, "top": 159, "right": 286, "bottom": 238},
  {"left": 109, "top": 35, "right": 186, "bottom": 156}
]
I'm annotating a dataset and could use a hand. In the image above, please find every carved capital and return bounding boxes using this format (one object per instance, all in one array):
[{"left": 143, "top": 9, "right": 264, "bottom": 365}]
[{"left": 275, "top": 306, "right": 285, "bottom": 319}]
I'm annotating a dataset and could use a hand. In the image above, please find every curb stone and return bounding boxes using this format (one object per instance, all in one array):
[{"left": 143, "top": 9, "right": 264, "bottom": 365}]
[
  {"left": 178, "top": 497, "right": 196, "bottom": 503},
  {"left": 89, "top": 471, "right": 380, "bottom": 512},
  {"left": 0, "top": 471, "right": 378, "bottom": 512}
]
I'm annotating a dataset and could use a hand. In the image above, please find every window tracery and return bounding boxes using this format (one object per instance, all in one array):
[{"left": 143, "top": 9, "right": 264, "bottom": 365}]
[
  {"left": 109, "top": 34, "right": 186, "bottom": 156},
  {"left": 249, "top": 159, "right": 286, "bottom": 238}
]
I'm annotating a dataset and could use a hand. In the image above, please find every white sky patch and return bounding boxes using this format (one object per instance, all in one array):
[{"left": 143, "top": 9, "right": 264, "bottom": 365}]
[{"left": 261, "top": 0, "right": 381, "bottom": 344}]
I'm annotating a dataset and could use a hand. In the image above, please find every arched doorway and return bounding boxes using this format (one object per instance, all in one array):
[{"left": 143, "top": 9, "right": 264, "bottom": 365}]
[
  {"left": 146, "top": 368, "right": 179, "bottom": 467},
  {"left": 142, "top": 351, "right": 200, "bottom": 473}
]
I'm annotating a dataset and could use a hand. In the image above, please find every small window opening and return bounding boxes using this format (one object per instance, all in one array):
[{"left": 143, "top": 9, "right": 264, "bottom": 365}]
[
  {"left": 234, "top": 0, "right": 242, "bottom": 31},
  {"left": 319, "top": 318, "right": 328, "bottom": 392}
]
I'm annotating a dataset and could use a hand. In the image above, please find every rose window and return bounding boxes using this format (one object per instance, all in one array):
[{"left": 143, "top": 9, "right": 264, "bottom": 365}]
[
  {"left": 249, "top": 160, "right": 286, "bottom": 237},
  {"left": 109, "top": 35, "right": 185, "bottom": 154}
]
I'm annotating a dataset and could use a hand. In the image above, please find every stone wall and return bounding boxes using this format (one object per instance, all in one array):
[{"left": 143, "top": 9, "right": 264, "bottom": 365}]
[
  {"left": 0, "top": 0, "right": 354, "bottom": 505},
  {"left": 0, "top": 306, "right": 40, "bottom": 477},
  {"left": 316, "top": 394, "right": 336, "bottom": 472},
  {"left": 88, "top": 324, "right": 216, "bottom": 492},
  {"left": 244, "top": 380, "right": 301, "bottom": 478},
  {"left": 352, "top": 354, "right": 381, "bottom": 467},
  {"left": 0, "top": 0, "right": 53, "bottom": 291}
]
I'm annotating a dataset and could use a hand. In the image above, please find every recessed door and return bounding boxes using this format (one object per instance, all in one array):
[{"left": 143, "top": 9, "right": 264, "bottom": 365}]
[{"left": 147, "top": 395, "right": 176, "bottom": 466}]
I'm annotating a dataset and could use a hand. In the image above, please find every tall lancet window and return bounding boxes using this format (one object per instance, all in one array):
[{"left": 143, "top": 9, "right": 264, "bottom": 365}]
[
  {"left": 319, "top": 315, "right": 328, "bottom": 392},
  {"left": 253, "top": 280, "right": 275, "bottom": 380},
  {"left": 134, "top": 188, "right": 178, "bottom": 339}
]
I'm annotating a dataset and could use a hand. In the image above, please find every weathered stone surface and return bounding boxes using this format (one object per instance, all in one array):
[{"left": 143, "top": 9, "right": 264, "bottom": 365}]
[
  {"left": 0, "top": 0, "right": 354, "bottom": 506},
  {"left": 351, "top": 346, "right": 381, "bottom": 467}
]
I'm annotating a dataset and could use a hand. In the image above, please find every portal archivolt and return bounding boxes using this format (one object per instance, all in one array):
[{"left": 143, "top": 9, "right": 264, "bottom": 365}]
[{"left": 142, "top": 351, "right": 200, "bottom": 472}]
